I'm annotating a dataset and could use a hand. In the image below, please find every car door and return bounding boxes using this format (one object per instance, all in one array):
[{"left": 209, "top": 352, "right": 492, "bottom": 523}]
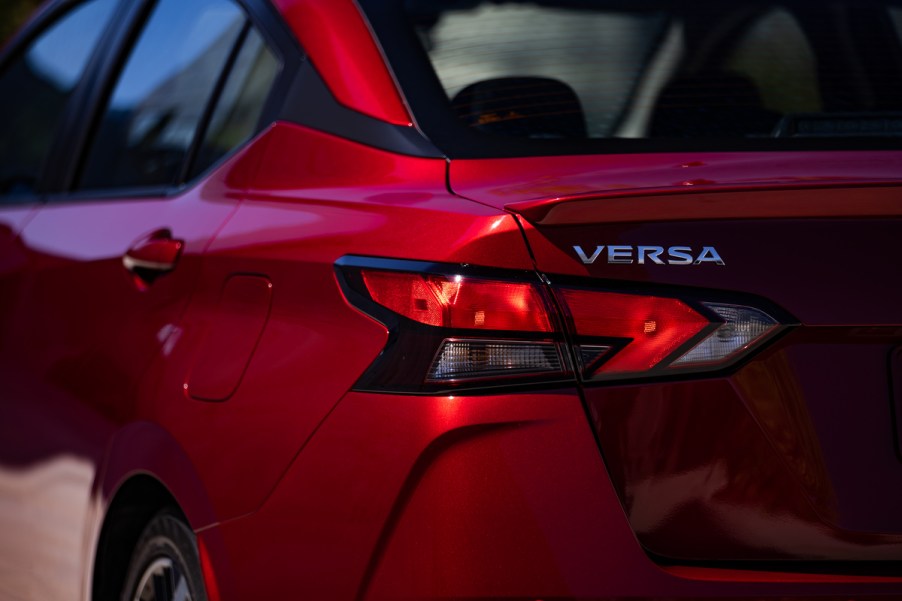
[
  {"left": 0, "top": 0, "right": 279, "bottom": 596},
  {"left": 0, "top": 1, "right": 123, "bottom": 597}
]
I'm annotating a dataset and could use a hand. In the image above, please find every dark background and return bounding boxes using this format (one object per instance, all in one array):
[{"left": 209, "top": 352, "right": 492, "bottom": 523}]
[{"left": 2, "top": 0, "right": 43, "bottom": 46}]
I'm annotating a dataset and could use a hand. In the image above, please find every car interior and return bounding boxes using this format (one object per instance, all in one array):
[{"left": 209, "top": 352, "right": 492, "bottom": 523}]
[{"left": 407, "top": 0, "right": 902, "bottom": 140}]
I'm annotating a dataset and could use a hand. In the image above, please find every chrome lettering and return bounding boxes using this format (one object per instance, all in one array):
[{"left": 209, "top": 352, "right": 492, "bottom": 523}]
[
  {"left": 667, "top": 246, "right": 694, "bottom": 265},
  {"left": 694, "top": 246, "right": 726, "bottom": 265},
  {"left": 574, "top": 245, "right": 724, "bottom": 265},
  {"left": 637, "top": 246, "right": 665, "bottom": 265},
  {"left": 573, "top": 245, "right": 604, "bottom": 264},
  {"left": 607, "top": 245, "right": 633, "bottom": 264}
]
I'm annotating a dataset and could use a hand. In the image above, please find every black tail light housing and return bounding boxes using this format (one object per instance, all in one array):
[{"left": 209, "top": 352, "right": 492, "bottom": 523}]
[{"left": 336, "top": 256, "right": 791, "bottom": 394}]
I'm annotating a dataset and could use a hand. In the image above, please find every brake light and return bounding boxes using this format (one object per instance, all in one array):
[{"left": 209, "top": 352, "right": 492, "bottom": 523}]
[
  {"left": 557, "top": 289, "right": 709, "bottom": 374},
  {"left": 556, "top": 289, "right": 781, "bottom": 380},
  {"left": 361, "top": 270, "right": 552, "bottom": 332},
  {"left": 336, "top": 257, "right": 786, "bottom": 392}
]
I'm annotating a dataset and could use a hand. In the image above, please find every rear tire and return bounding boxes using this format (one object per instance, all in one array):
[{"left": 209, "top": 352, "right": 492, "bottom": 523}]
[{"left": 120, "top": 511, "right": 208, "bottom": 601}]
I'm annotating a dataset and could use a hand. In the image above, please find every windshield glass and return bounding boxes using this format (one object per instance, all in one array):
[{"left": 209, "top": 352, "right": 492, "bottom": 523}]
[{"left": 359, "top": 0, "right": 902, "bottom": 157}]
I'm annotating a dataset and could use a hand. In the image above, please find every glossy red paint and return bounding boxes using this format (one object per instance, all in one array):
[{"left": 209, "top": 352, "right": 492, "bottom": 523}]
[
  {"left": 449, "top": 151, "right": 902, "bottom": 217},
  {"left": 186, "top": 274, "right": 273, "bottom": 402},
  {"left": 132, "top": 123, "right": 534, "bottom": 525},
  {"left": 270, "top": 0, "right": 412, "bottom": 125},
  {"left": 212, "top": 390, "right": 902, "bottom": 600},
  {"left": 3, "top": 129, "right": 902, "bottom": 598},
  {"left": 3, "top": 1, "right": 902, "bottom": 599},
  {"left": 587, "top": 356, "right": 902, "bottom": 562},
  {"left": 0, "top": 205, "right": 37, "bottom": 341},
  {"left": 197, "top": 536, "right": 223, "bottom": 601}
]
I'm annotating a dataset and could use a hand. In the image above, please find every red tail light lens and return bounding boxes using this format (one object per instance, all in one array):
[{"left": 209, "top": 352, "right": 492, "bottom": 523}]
[
  {"left": 557, "top": 289, "right": 710, "bottom": 375},
  {"left": 361, "top": 270, "right": 552, "bottom": 332}
]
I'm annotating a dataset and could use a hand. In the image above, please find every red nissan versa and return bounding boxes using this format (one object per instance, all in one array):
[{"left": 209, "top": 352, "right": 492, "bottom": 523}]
[{"left": 2, "top": 0, "right": 902, "bottom": 599}]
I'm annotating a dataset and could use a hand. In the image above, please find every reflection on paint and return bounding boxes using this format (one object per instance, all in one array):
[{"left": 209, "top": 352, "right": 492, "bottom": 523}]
[{"left": 0, "top": 455, "right": 96, "bottom": 600}]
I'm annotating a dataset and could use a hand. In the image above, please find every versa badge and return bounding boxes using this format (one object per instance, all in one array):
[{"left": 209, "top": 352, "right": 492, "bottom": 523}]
[{"left": 574, "top": 245, "right": 725, "bottom": 265}]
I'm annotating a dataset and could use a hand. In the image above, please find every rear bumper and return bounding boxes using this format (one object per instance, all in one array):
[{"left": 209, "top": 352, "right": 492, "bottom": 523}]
[{"left": 206, "top": 388, "right": 902, "bottom": 600}]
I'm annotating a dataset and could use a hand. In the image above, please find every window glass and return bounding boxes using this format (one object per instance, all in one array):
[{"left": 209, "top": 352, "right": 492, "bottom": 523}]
[
  {"left": 646, "top": 7, "right": 821, "bottom": 139},
  {"left": 0, "top": 0, "right": 118, "bottom": 196},
  {"left": 420, "top": 4, "right": 668, "bottom": 138},
  {"left": 360, "top": 0, "right": 902, "bottom": 155},
  {"left": 190, "top": 28, "right": 279, "bottom": 178},
  {"left": 78, "top": 0, "right": 245, "bottom": 191},
  {"left": 725, "top": 9, "right": 821, "bottom": 114}
]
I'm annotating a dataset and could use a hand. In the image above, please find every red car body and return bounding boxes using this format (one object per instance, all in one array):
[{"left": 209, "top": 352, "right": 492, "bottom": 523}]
[{"left": 1, "top": 0, "right": 902, "bottom": 599}]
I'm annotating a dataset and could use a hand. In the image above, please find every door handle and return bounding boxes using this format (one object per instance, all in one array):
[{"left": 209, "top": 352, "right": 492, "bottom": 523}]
[{"left": 123, "top": 230, "right": 184, "bottom": 288}]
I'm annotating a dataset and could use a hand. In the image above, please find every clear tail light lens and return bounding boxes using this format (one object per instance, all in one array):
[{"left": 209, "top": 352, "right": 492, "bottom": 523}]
[
  {"left": 427, "top": 339, "right": 563, "bottom": 382},
  {"left": 671, "top": 303, "right": 779, "bottom": 367}
]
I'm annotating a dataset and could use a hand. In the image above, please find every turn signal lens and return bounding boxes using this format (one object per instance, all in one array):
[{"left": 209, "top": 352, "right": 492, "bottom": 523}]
[
  {"left": 671, "top": 303, "right": 778, "bottom": 366},
  {"left": 361, "top": 270, "right": 552, "bottom": 332},
  {"left": 558, "top": 289, "right": 709, "bottom": 374}
]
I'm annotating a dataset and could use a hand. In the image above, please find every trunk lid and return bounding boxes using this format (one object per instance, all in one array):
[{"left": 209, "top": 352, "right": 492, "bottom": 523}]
[
  {"left": 449, "top": 150, "right": 902, "bottom": 325},
  {"left": 450, "top": 150, "right": 902, "bottom": 564}
]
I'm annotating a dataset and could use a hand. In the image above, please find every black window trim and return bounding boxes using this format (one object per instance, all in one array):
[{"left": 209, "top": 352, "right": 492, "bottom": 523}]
[{"left": 177, "top": 19, "right": 253, "bottom": 185}]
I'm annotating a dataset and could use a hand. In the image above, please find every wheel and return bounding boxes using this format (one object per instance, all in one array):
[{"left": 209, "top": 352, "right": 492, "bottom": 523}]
[{"left": 120, "top": 511, "right": 208, "bottom": 601}]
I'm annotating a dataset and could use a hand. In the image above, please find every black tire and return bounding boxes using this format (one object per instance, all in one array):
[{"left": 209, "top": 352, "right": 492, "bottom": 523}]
[{"left": 120, "top": 510, "right": 209, "bottom": 601}]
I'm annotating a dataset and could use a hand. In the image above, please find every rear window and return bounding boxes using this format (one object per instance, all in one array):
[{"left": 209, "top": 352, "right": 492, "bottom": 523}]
[
  {"left": 360, "top": 0, "right": 902, "bottom": 156},
  {"left": 425, "top": 5, "right": 667, "bottom": 138}
]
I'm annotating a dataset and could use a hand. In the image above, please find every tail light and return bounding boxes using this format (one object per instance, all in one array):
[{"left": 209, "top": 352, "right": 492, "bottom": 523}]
[
  {"left": 336, "top": 257, "right": 572, "bottom": 393},
  {"left": 558, "top": 289, "right": 710, "bottom": 376},
  {"left": 360, "top": 270, "right": 552, "bottom": 332},
  {"left": 671, "top": 303, "right": 781, "bottom": 367},
  {"left": 558, "top": 289, "right": 781, "bottom": 381},
  {"left": 336, "top": 257, "right": 787, "bottom": 392}
]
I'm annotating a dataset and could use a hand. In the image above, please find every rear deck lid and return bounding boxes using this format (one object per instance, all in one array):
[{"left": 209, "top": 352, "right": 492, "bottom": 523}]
[{"left": 450, "top": 151, "right": 902, "bottom": 564}]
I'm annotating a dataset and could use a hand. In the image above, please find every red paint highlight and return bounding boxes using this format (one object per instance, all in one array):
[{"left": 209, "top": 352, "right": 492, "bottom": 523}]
[
  {"left": 449, "top": 151, "right": 902, "bottom": 219},
  {"left": 271, "top": 0, "right": 411, "bottom": 125},
  {"left": 197, "top": 536, "right": 222, "bottom": 601}
]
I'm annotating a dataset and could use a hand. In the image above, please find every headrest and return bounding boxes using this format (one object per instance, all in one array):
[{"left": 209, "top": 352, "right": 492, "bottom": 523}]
[
  {"left": 650, "top": 71, "right": 781, "bottom": 137},
  {"left": 451, "top": 77, "right": 587, "bottom": 138}
]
